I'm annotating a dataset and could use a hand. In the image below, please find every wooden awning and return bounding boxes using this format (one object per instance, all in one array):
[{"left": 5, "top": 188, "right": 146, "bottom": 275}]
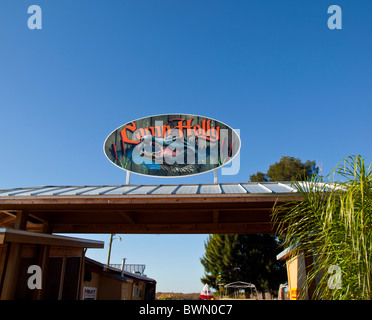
[
  {"left": 0, "top": 183, "right": 302, "bottom": 234},
  {"left": 0, "top": 228, "right": 104, "bottom": 248}
]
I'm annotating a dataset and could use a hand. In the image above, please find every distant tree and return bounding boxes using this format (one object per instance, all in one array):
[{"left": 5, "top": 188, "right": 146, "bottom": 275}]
[
  {"left": 200, "top": 234, "right": 238, "bottom": 288},
  {"left": 201, "top": 234, "right": 286, "bottom": 296},
  {"left": 232, "top": 234, "right": 286, "bottom": 296},
  {"left": 250, "top": 156, "right": 319, "bottom": 182},
  {"left": 249, "top": 171, "right": 268, "bottom": 182}
]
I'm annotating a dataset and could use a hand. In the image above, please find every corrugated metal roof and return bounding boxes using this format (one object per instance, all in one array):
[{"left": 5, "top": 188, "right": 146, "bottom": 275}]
[{"left": 0, "top": 182, "right": 298, "bottom": 197}]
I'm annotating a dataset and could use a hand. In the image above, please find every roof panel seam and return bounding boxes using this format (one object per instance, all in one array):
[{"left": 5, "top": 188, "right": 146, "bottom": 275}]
[
  {"left": 257, "top": 183, "right": 274, "bottom": 193},
  {"left": 30, "top": 186, "right": 69, "bottom": 196},
  {"left": 278, "top": 182, "right": 297, "bottom": 192},
  {"left": 147, "top": 185, "right": 162, "bottom": 194},
  {"left": 237, "top": 183, "right": 248, "bottom": 194},
  {"left": 99, "top": 186, "right": 124, "bottom": 195},
  {"left": 123, "top": 185, "right": 143, "bottom": 195},
  {"left": 76, "top": 186, "right": 105, "bottom": 195}
]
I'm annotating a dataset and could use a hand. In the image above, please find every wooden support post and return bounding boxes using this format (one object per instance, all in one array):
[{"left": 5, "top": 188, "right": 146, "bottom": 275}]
[
  {"left": 42, "top": 222, "right": 52, "bottom": 234},
  {"left": 107, "top": 233, "right": 114, "bottom": 266},
  {"left": 32, "top": 222, "right": 51, "bottom": 300},
  {"left": 78, "top": 249, "right": 87, "bottom": 300},
  {"left": 14, "top": 211, "right": 28, "bottom": 230},
  {"left": 0, "top": 211, "right": 28, "bottom": 300},
  {"left": 58, "top": 257, "right": 66, "bottom": 300},
  {"left": 0, "top": 242, "right": 22, "bottom": 299},
  {"left": 34, "top": 244, "right": 49, "bottom": 300}
]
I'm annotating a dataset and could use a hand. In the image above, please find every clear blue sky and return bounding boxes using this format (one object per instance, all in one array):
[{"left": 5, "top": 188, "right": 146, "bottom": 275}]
[{"left": 1, "top": 0, "right": 371, "bottom": 293}]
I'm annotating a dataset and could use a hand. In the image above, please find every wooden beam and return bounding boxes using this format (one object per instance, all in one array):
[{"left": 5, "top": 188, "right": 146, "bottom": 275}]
[
  {"left": 119, "top": 212, "right": 136, "bottom": 224},
  {"left": 0, "top": 194, "right": 303, "bottom": 208},
  {"left": 213, "top": 210, "right": 219, "bottom": 224},
  {"left": 0, "top": 214, "right": 15, "bottom": 225},
  {"left": 0, "top": 211, "right": 16, "bottom": 217},
  {"left": 51, "top": 222, "right": 274, "bottom": 234},
  {"left": 14, "top": 211, "right": 28, "bottom": 230}
]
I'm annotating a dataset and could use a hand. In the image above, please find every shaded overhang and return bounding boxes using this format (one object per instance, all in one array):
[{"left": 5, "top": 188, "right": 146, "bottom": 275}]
[
  {"left": 0, "top": 182, "right": 302, "bottom": 234},
  {"left": 0, "top": 228, "right": 104, "bottom": 248}
]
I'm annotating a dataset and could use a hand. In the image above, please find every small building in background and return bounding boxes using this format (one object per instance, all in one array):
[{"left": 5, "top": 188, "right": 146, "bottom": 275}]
[
  {"left": 0, "top": 228, "right": 156, "bottom": 300},
  {"left": 81, "top": 257, "right": 156, "bottom": 300},
  {"left": 277, "top": 247, "right": 310, "bottom": 300},
  {"left": 0, "top": 228, "right": 104, "bottom": 300}
]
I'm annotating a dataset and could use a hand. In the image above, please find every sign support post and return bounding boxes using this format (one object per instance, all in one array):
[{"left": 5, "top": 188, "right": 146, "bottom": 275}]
[
  {"left": 126, "top": 171, "right": 131, "bottom": 185},
  {"left": 214, "top": 169, "right": 218, "bottom": 184}
]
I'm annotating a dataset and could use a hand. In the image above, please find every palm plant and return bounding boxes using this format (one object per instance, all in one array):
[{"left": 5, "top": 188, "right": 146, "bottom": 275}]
[{"left": 272, "top": 155, "right": 372, "bottom": 300}]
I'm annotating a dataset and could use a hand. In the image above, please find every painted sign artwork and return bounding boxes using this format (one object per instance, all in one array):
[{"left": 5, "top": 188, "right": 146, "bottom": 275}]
[{"left": 103, "top": 114, "right": 241, "bottom": 177}]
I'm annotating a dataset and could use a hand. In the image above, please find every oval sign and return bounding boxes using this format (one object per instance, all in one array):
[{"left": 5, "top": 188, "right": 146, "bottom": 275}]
[{"left": 103, "top": 114, "right": 240, "bottom": 177}]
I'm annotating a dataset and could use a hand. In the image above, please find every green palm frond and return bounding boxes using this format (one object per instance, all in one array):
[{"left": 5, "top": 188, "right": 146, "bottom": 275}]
[{"left": 272, "top": 155, "right": 372, "bottom": 300}]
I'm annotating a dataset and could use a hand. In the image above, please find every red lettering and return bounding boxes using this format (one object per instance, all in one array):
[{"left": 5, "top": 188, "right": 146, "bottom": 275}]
[
  {"left": 120, "top": 119, "right": 222, "bottom": 145},
  {"left": 171, "top": 119, "right": 186, "bottom": 138},
  {"left": 112, "top": 143, "right": 118, "bottom": 159},
  {"left": 135, "top": 128, "right": 150, "bottom": 140},
  {"left": 209, "top": 127, "right": 220, "bottom": 142},
  {"left": 121, "top": 139, "right": 125, "bottom": 155},
  {"left": 201, "top": 120, "right": 207, "bottom": 134},
  {"left": 162, "top": 124, "right": 171, "bottom": 137},
  {"left": 137, "top": 128, "right": 145, "bottom": 139},
  {"left": 229, "top": 141, "right": 234, "bottom": 157},
  {"left": 186, "top": 118, "right": 194, "bottom": 136},
  {"left": 120, "top": 122, "right": 140, "bottom": 145},
  {"left": 193, "top": 125, "right": 202, "bottom": 136},
  {"left": 154, "top": 126, "right": 162, "bottom": 137}
]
